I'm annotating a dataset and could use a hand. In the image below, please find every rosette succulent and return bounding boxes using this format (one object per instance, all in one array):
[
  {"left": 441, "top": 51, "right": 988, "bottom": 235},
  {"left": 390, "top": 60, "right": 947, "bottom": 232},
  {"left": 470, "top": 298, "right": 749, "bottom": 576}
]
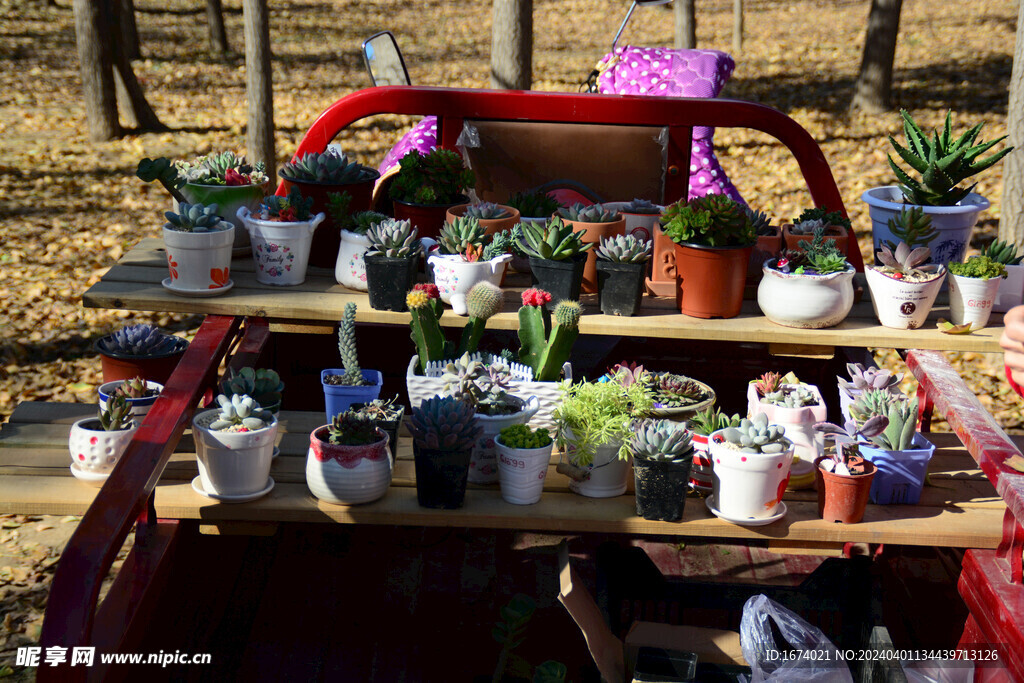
[
  {"left": 164, "top": 202, "right": 230, "bottom": 233},
  {"left": 719, "top": 413, "right": 790, "bottom": 454},
  {"left": 465, "top": 202, "right": 511, "bottom": 220},
  {"left": 558, "top": 202, "right": 621, "bottom": 223},
  {"left": 516, "top": 216, "right": 592, "bottom": 261},
  {"left": 208, "top": 394, "right": 273, "bottom": 432},
  {"left": 365, "top": 218, "right": 420, "bottom": 258},
  {"left": 257, "top": 186, "right": 314, "bottom": 222},
  {"left": 409, "top": 395, "right": 483, "bottom": 451},
  {"left": 594, "top": 234, "right": 651, "bottom": 263},
  {"left": 627, "top": 419, "right": 694, "bottom": 462},
  {"left": 326, "top": 410, "right": 380, "bottom": 446},
  {"left": 621, "top": 198, "right": 661, "bottom": 215},
  {"left": 280, "top": 149, "right": 376, "bottom": 184},
  {"left": 97, "top": 324, "right": 183, "bottom": 357}
]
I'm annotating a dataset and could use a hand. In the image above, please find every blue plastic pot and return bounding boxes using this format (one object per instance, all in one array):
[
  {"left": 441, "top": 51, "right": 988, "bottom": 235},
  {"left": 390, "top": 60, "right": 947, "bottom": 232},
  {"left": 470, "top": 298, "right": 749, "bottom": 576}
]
[
  {"left": 321, "top": 369, "right": 383, "bottom": 423},
  {"left": 859, "top": 433, "right": 935, "bottom": 505}
]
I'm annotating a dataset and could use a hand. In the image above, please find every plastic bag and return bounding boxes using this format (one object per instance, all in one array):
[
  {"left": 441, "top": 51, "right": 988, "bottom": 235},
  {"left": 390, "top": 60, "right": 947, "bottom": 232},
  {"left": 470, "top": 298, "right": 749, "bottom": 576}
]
[
  {"left": 739, "top": 594, "right": 853, "bottom": 683},
  {"left": 902, "top": 660, "right": 975, "bottom": 683}
]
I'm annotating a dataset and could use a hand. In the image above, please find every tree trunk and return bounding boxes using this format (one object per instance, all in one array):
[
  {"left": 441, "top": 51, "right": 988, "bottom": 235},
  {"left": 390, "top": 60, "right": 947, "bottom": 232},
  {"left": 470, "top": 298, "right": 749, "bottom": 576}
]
[
  {"left": 674, "top": 0, "right": 696, "bottom": 50},
  {"left": 206, "top": 0, "right": 231, "bottom": 55},
  {"left": 850, "top": 0, "right": 903, "bottom": 113},
  {"left": 490, "top": 0, "right": 533, "bottom": 90},
  {"left": 108, "top": 0, "right": 165, "bottom": 131},
  {"left": 244, "top": 0, "right": 275, "bottom": 179},
  {"left": 999, "top": 0, "right": 1024, "bottom": 250},
  {"left": 118, "top": 0, "right": 140, "bottom": 60},
  {"left": 72, "top": 0, "right": 120, "bottom": 140},
  {"left": 732, "top": 0, "right": 743, "bottom": 54}
]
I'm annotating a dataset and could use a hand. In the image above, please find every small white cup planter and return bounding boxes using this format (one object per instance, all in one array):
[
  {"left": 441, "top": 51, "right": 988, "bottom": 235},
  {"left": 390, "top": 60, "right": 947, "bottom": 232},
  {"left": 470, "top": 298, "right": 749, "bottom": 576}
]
[
  {"left": 747, "top": 383, "right": 826, "bottom": 464},
  {"left": 306, "top": 426, "right": 392, "bottom": 505},
  {"left": 192, "top": 408, "right": 278, "bottom": 498},
  {"left": 495, "top": 436, "right": 553, "bottom": 505},
  {"left": 864, "top": 266, "right": 946, "bottom": 330},
  {"left": 564, "top": 438, "right": 631, "bottom": 499},
  {"left": 708, "top": 429, "right": 794, "bottom": 521},
  {"left": 468, "top": 396, "right": 541, "bottom": 485},
  {"left": 98, "top": 380, "right": 163, "bottom": 419},
  {"left": 993, "top": 263, "right": 1024, "bottom": 313},
  {"left": 238, "top": 207, "right": 325, "bottom": 286},
  {"left": 757, "top": 263, "right": 855, "bottom": 329},
  {"left": 180, "top": 181, "right": 268, "bottom": 251},
  {"left": 68, "top": 418, "right": 138, "bottom": 486},
  {"left": 428, "top": 253, "right": 512, "bottom": 315},
  {"left": 948, "top": 273, "right": 1003, "bottom": 330},
  {"left": 162, "top": 225, "right": 235, "bottom": 294},
  {"left": 335, "top": 228, "right": 371, "bottom": 291}
]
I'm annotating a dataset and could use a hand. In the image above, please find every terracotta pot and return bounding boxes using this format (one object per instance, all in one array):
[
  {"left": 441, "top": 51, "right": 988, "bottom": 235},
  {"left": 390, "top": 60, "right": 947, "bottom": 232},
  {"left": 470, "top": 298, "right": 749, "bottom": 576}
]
[
  {"left": 645, "top": 222, "right": 678, "bottom": 297},
  {"left": 444, "top": 203, "right": 521, "bottom": 235},
  {"left": 393, "top": 195, "right": 468, "bottom": 240},
  {"left": 672, "top": 242, "right": 753, "bottom": 319},
  {"left": 815, "top": 456, "right": 876, "bottom": 524},
  {"left": 95, "top": 336, "right": 189, "bottom": 385},
  {"left": 279, "top": 170, "right": 380, "bottom": 269},
  {"left": 564, "top": 217, "right": 626, "bottom": 293},
  {"left": 749, "top": 227, "right": 783, "bottom": 281},
  {"left": 782, "top": 223, "right": 849, "bottom": 255}
]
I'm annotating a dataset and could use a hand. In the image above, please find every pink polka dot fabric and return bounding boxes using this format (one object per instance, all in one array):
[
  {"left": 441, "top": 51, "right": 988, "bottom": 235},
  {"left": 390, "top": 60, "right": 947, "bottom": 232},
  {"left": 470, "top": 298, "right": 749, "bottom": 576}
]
[{"left": 377, "top": 117, "right": 439, "bottom": 177}]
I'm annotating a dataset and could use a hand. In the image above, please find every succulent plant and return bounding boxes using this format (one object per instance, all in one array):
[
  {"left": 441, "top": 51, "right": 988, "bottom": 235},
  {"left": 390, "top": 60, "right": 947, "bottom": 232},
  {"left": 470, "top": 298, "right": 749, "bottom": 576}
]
[
  {"left": 98, "top": 395, "right": 134, "bottom": 431},
  {"left": 776, "top": 230, "right": 849, "bottom": 276},
  {"left": 848, "top": 389, "right": 918, "bottom": 451},
  {"left": 554, "top": 378, "right": 654, "bottom": 464},
  {"left": 745, "top": 206, "right": 774, "bottom": 236},
  {"left": 874, "top": 241, "right": 942, "bottom": 281},
  {"left": 498, "top": 424, "right": 552, "bottom": 449},
  {"left": 594, "top": 234, "right": 651, "bottom": 263},
  {"left": 438, "top": 216, "right": 488, "bottom": 257},
  {"left": 980, "top": 239, "right": 1024, "bottom": 266},
  {"left": 719, "top": 413, "right": 790, "bottom": 454},
  {"left": 389, "top": 149, "right": 474, "bottom": 205},
  {"left": 365, "top": 217, "right": 421, "bottom": 258},
  {"left": 814, "top": 416, "right": 889, "bottom": 476},
  {"left": 518, "top": 292, "right": 581, "bottom": 382},
  {"left": 352, "top": 396, "right": 404, "bottom": 422},
  {"left": 649, "top": 373, "right": 710, "bottom": 408},
  {"left": 440, "top": 353, "right": 518, "bottom": 416},
  {"left": 751, "top": 371, "right": 783, "bottom": 398},
  {"left": 164, "top": 202, "right": 230, "bottom": 233},
  {"left": 136, "top": 157, "right": 187, "bottom": 203},
  {"left": 507, "top": 189, "right": 561, "bottom": 218},
  {"left": 660, "top": 194, "right": 755, "bottom": 248},
  {"left": 948, "top": 255, "right": 1008, "bottom": 280},
  {"left": 407, "top": 285, "right": 449, "bottom": 372},
  {"left": 113, "top": 376, "right": 154, "bottom": 399},
  {"left": 883, "top": 206, "right": 939, "bottom": 251},
  {"left": 687, "top": 407, "right": 741, "bottom": 437},
  {"left": 888, "top": 109, "right": 1013, "bottom": 206},
  {"left": 627, "top": 419, "right": 694, "bottom": 462},
  {"left": 176, "top": 151, "right": 268, "bottom": 186},
  {"left": 838, "top": 363, "right": 902, "bottom": 396},
  {"left": 465, "top": 202, "right": 511, "bottom": 220},
  {"left": 326, "top": 409, "right": 381, "bottom": 446},
  {"left": 208, "top": 394, "right": 273, "bottom": 432},
  {"left": 558, "top": 202, "right": 621, "bottom": 223},
  {"left": 220, "top": 367, "right": 284, "bottom": 409},
  {"left": 408, "top": 395, "right": 483, "bottom": 451},
  {"left": 326, "top": 191, "right": 353, "bottom": 231},
  {"left": 621, "top": 198, "right": 661, "bottom": 215},
  {"left": 792, "top": 207, "right": 852, "bottom": 231},
  {"left": 258, "top": 186, "right": 314, "bottom": 222},
  {"left": 333, "top": 302, "right": 365, "bottom": 386},
  {"left": 97, "top": 324, "right": 183, "bottom": 357},
  {"left": 788, "top": 218, "right": 828, "bottom": 235},
  {"left": 762, "top": 384, "right": 819, "bottom": 409},
  {"left": 351, "top": 210, "right": 390, "bottom": 236},
  {"left": 516, "top": 216, "right": 593, "bottom": 261},
  {"left": 482, "top": 229, "right": 513, "bottom": 261},
  {"left": 281, "top": 149, "right": 376, "bottom": 184}
]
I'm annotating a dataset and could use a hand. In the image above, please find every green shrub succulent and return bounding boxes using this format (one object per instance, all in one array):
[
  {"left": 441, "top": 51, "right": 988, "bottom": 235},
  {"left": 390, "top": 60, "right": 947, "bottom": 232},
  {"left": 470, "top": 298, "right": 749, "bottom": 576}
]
[
  {"left": 554, "top": 379, "right": 654, "bottom": 464},
  {"left": 661, "top": 194, "right": 755, "bottom": 248},
  {"left": 948, "top": 255, "right": 1007, "bottom": 280},
  {"left": 980, "top": 239, "right": 1024, "bottom": 266},
  {"left": 389, "top": 149, "right": 474, "bottom": 205},
  {"left": 498, "top": 424, "right": 552, "bottom": 449},
  {"left": 516, "top": 216, "right": 592, "bottom": 261}
]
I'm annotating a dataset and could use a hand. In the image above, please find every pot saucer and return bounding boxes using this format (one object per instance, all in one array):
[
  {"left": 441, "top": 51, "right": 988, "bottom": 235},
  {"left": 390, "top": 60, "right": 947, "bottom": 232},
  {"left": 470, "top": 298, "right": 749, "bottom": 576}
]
[
  {"left": 162, "top": 277, "right": 235, "bottom": 298},
  {"left": 705, "top": 494, "right": 787, "bottom": 527},
  {"left": 70, "top": 462, "right": 111, "bottom": 487},
  {"left": 191, "top": 475, "right": 274, "bottom": 503}
]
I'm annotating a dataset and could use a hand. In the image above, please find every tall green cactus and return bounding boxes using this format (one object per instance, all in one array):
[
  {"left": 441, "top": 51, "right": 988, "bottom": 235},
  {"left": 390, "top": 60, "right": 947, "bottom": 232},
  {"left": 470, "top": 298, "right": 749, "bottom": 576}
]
[
  {"left": 338, "top": 302, "right": 362, "bottom": 384},
  {"left": 408, "top": 287, "right": 447, "bottom": 373},
  {"left": 517, "top": 289, "right": 579, "bottom": 382},
  {"left": 456, "top": 282, "right": 503, "bottom": 357}
]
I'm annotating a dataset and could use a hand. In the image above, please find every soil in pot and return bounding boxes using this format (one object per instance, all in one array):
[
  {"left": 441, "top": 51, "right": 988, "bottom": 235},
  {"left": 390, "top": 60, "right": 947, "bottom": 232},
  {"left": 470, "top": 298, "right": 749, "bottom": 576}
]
[
  {"left": 596, "top": 261, "right": 646, "bottom": 316},
  {"left": 673, "top": 242, "right": 752, "bottom": 319},
  {"left": 364, "top": 254, "right": 419, "bottom": 311},
  {"left": 814, "top": 456, "right": 876, "bottom": 524},
  {"left": 529, "top": 254, "right": 586, "bottom": 310},
  {"left": 413, "top": 444, "right": 474, "bottom": 509},
  {"left": 633, "top": 457, "right": 693, "bottom": 522}
]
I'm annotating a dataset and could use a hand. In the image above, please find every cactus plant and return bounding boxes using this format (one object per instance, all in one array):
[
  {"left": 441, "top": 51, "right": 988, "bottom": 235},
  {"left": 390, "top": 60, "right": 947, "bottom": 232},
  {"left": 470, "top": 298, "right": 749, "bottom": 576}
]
[
  {"left": 98, "top": 395, "right": 134, "bottom": 431},
  {"left": 594, "top": 234, "right": 651, "bottom": 263},
  {"left": 498, "top": 424, "right": 552, "bottom": 449},
  {"left": 257, "top": 186, "right": 314, "bottom": 222},
  {"left": 558, "top": 202, "right": 621, "bottom": 223},
  {"left": 507, "top": 189, "right": 561, "bottom": 218},
  {"left": 280, "top": 149, "right": 376, "bottom": 184},
  {"left": 456, "top": 281, "right": 504, "bottom": 357},
  {"left": 464, "top": 202, "right": 511, "bottom": 220},
  {"left": 517, "top": 291, "right": 581, "bottom": 382},
  {"left": 408, "top": 395, "right": 483, "bottom": 451},
  {"left": 516, "top": 216, "right": 592, "bottom": 261},
  {"left": 438, "top": 216, "right": 488, "bottom": 257},
  {"left": 627, "top": 419, "right": 694, "bottom": 462},
  {"left": 389, "top": 149, "right": 474, "bottom": 205},
  {"left": 329, "top": 302, "right": 366, "bottom": 386},
  {"left": 97, "top": 324, "right": 182, "bottom": 357},
  {"left": 883, "top": 206, "right": 939, "bottom": 251},
  {"left": 661, "top": 194, "right": 755, "bottom": 248},
  {"left": 848, "top": 389, "right": 919, "bottom": 451},
  {"left": 407, "top": 286, "right": 449, "bottom": 372},
  {"left": 365, "top": 218, "right": 421, "bottom": 258},
  {"left": 220, "top": 367, "right": 284, "bottom": 409},
  {"left": 874, "top": 241, "right": 943, "bottom": 281},
  {"left": 326, "top": 409, "right": 381, "bottom": 446},
  {"left": 980, "top": 239, "right": 1024, "bottom": 265},
  {"left": 164, "top": 202, "right": 230, "bottom": 233},
  {"left": 208, "top": 394, "right": 273, "bottom": 432},
  {"left": 719, "top": 413, "right": 790, "bottom": 454}
]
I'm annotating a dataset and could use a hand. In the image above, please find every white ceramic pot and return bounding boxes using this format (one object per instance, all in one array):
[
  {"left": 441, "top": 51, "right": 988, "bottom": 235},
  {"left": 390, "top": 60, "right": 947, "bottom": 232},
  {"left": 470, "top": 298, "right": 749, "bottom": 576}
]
[
  {"left": 98, "top": 380, "right": 164, "bottom": 418},
  {"left": 864, "top": 266, "right": 946, "bottom": 330},
  {"left": 948, "top": 273, "right": 1003, "bottom": 330},
  {"left": 335, "top": 228, "right": 371, "bottom": 291},
  {"left": 709, "top": 429, "right": 794, "bottom": 520},
  {"left": 162, "top": 226, "right": 235, "bottom": 292},
  {"left": 564, "top": 439, "right": 630, "bottom": 499},
  {"left": 238, "top": 207, "right": 325, "bottom": 286},
  {"left": 68, "top": 418, "right": 138, "bottom": 484},
  {"left": 994, "top": 263, "right": 1024, "bottom": 313},
  {"left": 746, "top": 383, "right": 826, "bottom": 464},
  {"left": 179, "top": 181, "right": 268, "bottom": 251},
  {"left": 602, "top": 202, "right": 663, "bottom": 242},
  {"left": 495, "top": 437, "right": 553, "bottom": 505},
  {"left": 468, "top": 396, "right": 541, "bottom": 484},
  {"left": 192, "top": 408, "right": 277, "bottom": 497},
  {"left": 757, "top": 263, "right": 855, "bottom": 329},
  {"left": 306, "top": 427, "right": 392, "bottom": 504},
  {"left": 862, "top": 186, "right": 988, "bottom": 272},
  {"left": 428, "top": 253, "right": 512, "bottom": 315}
]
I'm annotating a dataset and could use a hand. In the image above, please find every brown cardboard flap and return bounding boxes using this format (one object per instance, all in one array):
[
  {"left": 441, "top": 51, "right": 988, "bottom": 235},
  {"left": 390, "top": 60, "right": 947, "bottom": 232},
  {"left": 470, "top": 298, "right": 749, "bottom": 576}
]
[{"left": 624, "top": 621, "right": 748, "bottom": 671}]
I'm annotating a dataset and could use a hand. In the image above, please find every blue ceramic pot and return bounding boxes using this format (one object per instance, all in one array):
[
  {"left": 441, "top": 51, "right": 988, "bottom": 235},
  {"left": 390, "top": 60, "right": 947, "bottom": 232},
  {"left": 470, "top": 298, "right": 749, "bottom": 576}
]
[{"left": 321, "top": 369, "right": 383, "bottom": 423}]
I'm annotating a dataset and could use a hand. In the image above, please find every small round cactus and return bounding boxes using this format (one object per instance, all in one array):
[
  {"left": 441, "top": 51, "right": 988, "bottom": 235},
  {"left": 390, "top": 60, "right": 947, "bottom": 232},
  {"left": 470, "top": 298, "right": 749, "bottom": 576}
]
[
  {"left": 595, "top": 234, "right": 652, "bottom": 263},
  {"left": 554, "top": 301, "right": 582, "bottom": 328},
  {"left": 409, "top": 396, "right": 483, "bottom": 451},
  {"left": 719, "top": 413, "right": 790, "bottom": 454},
  {"left": 627, "top": 419, "right": 693, "bottom": 462},
  {"left": 466, "top": 282, "right": 503, "bottom": 320}
]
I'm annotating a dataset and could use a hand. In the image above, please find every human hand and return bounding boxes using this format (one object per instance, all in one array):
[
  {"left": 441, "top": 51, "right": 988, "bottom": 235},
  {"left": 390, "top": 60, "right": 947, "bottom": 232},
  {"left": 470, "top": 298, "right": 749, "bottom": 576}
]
[{"left": 999, "top": 304, "right": 1024, "bottom": 388}]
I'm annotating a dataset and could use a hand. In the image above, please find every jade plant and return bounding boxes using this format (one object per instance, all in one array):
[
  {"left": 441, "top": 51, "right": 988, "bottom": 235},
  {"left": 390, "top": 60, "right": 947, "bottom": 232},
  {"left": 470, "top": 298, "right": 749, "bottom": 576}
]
[
  {"left": 947, "top": 255, "right": 1007, "bottom": 280},
  {"left": 365, "top": 218, "right": 421, "bottom": 258},
  {"left": 164, "top": 203, "right": 231, "bottom": 233},
  {"left": 97, "top": 324, "right": 183, "bottom": 357},
  {"left": 516, "top": 216, "right": 592, "bottom": 261},
  {"left": 507, "top": 189, "right": 561, "bottom": 218},
  {"left": 256, "top": 186, "right": 314, "bottom": 222},
  {"left": 687, "top": 406, "right": 741, "bottom": 437},
  {"left": 498, "top": 423, "right": 552, "bottom": 449},
  {"left": 558, "top": 202, "right": 621, "bottom": 223},
  {"left": 980, "top": 239, "right": 1024, "bottom": 266},
  {"left": 465, "top": 202, "right": 511, "bottom": 220},
  {"left": 517, "top": 289, "right": 581, "bottom": 382},
  {"left": 208, "top": 394, "right": 273, "bottom": 432},
  {"left": 389, "top": 149, "right": 474, "bottom": 205},
  {"left": 661, "top": 194, "right": 755, "bottom": 248},
  {"left": 326, "top": 409, "right": 380, "bottom": 446},
  {"left": 280, "top": 149, "right": 375, "bottom": 184},
  {"left": 627, "top": 419, "right": 693, "bottom": 462},
  {"left": 883, "top": 206, "right": 939, "bottom": 251},
  {"left": 554, "top": 378, "right": 654, "bottom": 464},
  {"left": 718, "top": 413, "right": 790, "bottom": 454},
  {"left": 408, "top": 395, "right": 482, "bottom": 451},
  {"left": 848, "top": 389, "right": 919, "bottom": 451},
  {"left": 594, "top": 234, "right": 651, "bottom": 263},
  {"left": 324, "top": 302, "right": 370, "bottom": 386},
  {"left": 220, "top": 367, "right": 284, "bottom": 409}
]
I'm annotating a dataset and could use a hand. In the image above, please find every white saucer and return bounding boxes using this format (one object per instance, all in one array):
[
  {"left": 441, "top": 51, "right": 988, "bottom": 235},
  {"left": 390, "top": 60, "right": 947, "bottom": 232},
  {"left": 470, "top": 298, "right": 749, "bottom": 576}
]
[
  {"left": 191, "top": 475, "right": 274, "bottom": 503},
  {"left": 70, "top": 462, "right": 110, "bottom": 487},
  {"left": 705, "top": 494, "right": 787, "bottom": 526},
  {"left": 162, "top": 277, "right": 235, "bottom": 298}
]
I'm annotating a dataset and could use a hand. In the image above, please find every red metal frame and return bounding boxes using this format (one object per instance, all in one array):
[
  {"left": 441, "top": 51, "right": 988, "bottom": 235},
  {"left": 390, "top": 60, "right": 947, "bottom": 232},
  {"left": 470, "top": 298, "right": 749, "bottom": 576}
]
[{"left": 281, "top": 86, "right": 864, "bottom": 271}]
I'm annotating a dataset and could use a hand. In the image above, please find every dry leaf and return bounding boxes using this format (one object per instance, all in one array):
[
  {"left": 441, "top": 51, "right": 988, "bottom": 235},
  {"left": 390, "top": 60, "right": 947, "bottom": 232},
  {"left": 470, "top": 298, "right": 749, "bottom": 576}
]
[
  {"left": 938, "top": 319, "right": 973, "bottom": 334},
  {"left": 1005, "top": 454, "right": 1024, "bottom": 473}
]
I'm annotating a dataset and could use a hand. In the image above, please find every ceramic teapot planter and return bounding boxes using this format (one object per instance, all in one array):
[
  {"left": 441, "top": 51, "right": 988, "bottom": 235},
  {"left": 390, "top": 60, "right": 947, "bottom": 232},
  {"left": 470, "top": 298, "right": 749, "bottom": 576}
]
[
  {"left": 306, "top": 426, "right": 392, "bottom": 505},
  {"left": 428, "top": 253, "right": 511, "bottom": 316},
  {"left": 757, "top": 261, "right": 855, "bottom": 329},
  {"left": 238, "top": 207, "right": 325, "bottom": 286}
]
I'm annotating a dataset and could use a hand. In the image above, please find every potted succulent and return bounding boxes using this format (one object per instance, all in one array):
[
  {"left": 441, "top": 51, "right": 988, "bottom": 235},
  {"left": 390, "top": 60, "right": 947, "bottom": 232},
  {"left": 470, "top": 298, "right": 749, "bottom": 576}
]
[
  {"left": 862, "top": 110, "right": 1013, "bottom": 271},
  {"left": 746, "top": 207, "right": 781, "bottom": 282},
  {"left": 389, "top": 148, "right": 475, "bottom": 239},
  {"left": 747, "top": 372, "right": 827, "bottom": 464},
  {"left": 627, "top": 419, "right": 695, "bottom": 522},
  {"left": 428, "top": 216, "right": 511, "bottom": 316},
  {"left": 336, "top": 209, "right": 389, "bottom": 291},
  {"left": 646, "top": 371, "right": 716, "bottom": 420},
  {"left": 322, "top": 302, "right": 384, "bottom": 421},
  {"left": 603, "top": 198, "right": 663, "bottom": 242},
  {"left": 708, "top": 413, "right": 794, "bottom": 523},
  {"left": 406, "top": 282, "right": 503, "bottom": 373},
  {"left": 445, "top": 201, "right": 520, "bottom": 236},
  {"left": 947, "top": 255, "right": 1007, "bottom": 330},
  {"left": 812, "top": 418, "right": 884, "bottom": 524},
  {"left": 864, "top": 240, "right": 947, "bottom": 329},
  {"left": 137, "top": 152, "right": 269, "bottom": 251},
  {"left": 95, "top": 324, "right": 189, "bottom": 384},
  {"left": 162, "top": 202, "right": 234, "bottom": 295},
  {"left": 408, "top": 395, "right": 483, "bottom": 509},
  {"left": 98, "top": 376, "right": 163, "bottom": 419},
  {"left": 981, "top": 239, "right": 1024, "bottom": 313},
  {"left": 494, "top": 424, "right": 553, "bottom": 505},
  {"left": 68, "top": 395, "right": 137, "bottom": 486},
  {"left": 350, "top": 396, "right": 405, "bottom": 462},
  {"left": 557, "top": 203, "right": 626, "bottom": 293},
  {"left": 279, "top": 148, "right": 381, "bottom": 268},
  {"left": 686, "top": 407, "right": 741, "bottom": 494},
  {"left": 516, "top": 217, "right": 593, "bottom": 308},
  {"left": 594, "top": 234, "right": 652, "bottom": 317},
  {"left": 192, "top": 394, "right": 278, "bottom": 500},
  {"left": 507, "top": 188, "right": 562, "bottom": 226},
  {"left": 661, "top": 194, "right": 756, "bottom": 318},
  {"left": 306, "top": 409, "right": 391, "bottom": 505},
  {"left": 238, "top": 187, "right": 325, "bottom": 286},
  {"left": 848, "top": 389, "right": 934, "bottom": 505},
  {"left": 220, "top": 367, "right": 284, "bottom": 414},
  {"left": 781, "top": 207, "right": 851, "bottom": 255},
  {"left": 837, "top": 363, "right": 902, "bottom": 426},
  {"left": 757, "top": 229, "right": 856, "bottom": 329},
  {"left": 364, "top": 218, "right": 422, "bottom": 311},
  {"left": 554, "top": 371, "right": 654, "bottom": 499}
]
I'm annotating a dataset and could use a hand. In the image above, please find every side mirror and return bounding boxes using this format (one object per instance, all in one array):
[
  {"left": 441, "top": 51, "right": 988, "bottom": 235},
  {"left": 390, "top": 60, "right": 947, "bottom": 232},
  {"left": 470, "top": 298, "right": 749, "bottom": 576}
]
[{"left": 361, "top": 31, "right": 411, "bottom": 87}]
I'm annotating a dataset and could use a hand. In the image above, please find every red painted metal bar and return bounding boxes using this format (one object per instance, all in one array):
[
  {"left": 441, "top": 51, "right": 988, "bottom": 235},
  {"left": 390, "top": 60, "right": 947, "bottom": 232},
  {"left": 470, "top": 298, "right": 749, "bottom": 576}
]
[
  {"left": 280, "top": 86, "right": 862, "bottom": 270},
  {"left": 957, "top": 549, "right": 1024, "bottom": 681}
]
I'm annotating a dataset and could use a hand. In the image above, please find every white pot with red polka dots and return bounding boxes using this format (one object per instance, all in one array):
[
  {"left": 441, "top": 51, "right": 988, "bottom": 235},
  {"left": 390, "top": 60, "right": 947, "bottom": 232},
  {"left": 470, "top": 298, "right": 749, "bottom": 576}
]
[
  {"left": 708, "top": 429, "right": 794, "bottom": 521},
  {"left": 68, "top": 418, "right": 139, "bottom": 486}
]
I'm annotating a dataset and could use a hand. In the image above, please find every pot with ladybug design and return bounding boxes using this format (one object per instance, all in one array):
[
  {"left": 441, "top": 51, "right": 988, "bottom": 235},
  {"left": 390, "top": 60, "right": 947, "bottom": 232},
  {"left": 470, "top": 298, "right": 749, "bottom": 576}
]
[{"left": 708, "top": 418, "right": 794, "bottom": 521}]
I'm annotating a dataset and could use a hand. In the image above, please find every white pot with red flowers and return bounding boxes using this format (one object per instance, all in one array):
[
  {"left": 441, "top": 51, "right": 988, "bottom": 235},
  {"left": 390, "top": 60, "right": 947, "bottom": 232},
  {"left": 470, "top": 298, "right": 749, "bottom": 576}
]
[
  {"left": 239, "top": 186, "right": 325, "bottom": 286},
  {"left": 162, "top": 203, "right": 235, "bottom": 295},
  {"left": 68, "top": 395, "right": 138, "bottom": 486},
  {"left": 306, "top": 411, "right": 392, "bottom": 505}
]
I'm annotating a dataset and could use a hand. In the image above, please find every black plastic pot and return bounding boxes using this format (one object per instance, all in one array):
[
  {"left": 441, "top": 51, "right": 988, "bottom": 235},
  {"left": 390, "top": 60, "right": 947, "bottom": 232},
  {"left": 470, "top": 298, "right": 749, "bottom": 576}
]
[
  {"left": 528, "top": 254, "right": 586, "bottom": 309},
  {"left": 364, "top": 253, "right": 419, "bottom": 311},
  {"left": 633, "top": 457, "right": 693, "bottom": 522},
  {"left": 413, "top": 443, "right": 473, "bottom": 509},
  {"left": 352, "top": 403, "right": 405, "bottom": 462},
  {"left": 596, "top": 261, "right": 646, "bottom": 316}
]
